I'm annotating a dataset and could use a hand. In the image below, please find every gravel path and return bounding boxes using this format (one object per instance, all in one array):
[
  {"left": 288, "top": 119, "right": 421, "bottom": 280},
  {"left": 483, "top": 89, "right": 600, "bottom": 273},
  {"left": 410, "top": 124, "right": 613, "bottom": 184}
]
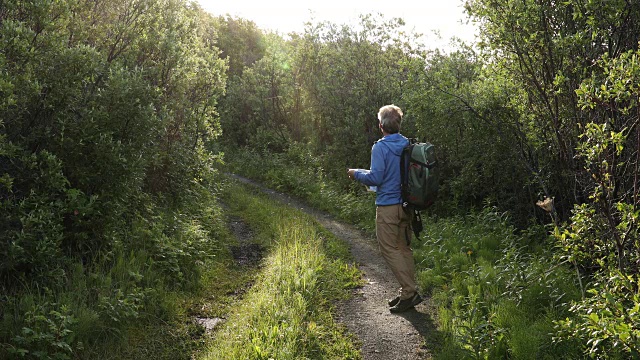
[{"left": 230, "top": 175, "right": 437, "bottom": 360}]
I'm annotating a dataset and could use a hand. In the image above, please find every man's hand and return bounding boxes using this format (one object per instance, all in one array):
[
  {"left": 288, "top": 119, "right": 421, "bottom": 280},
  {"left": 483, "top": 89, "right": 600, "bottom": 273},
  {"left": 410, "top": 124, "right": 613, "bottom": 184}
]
[{"left": 347, "top": 169, "right": 356, "bottom": 180}]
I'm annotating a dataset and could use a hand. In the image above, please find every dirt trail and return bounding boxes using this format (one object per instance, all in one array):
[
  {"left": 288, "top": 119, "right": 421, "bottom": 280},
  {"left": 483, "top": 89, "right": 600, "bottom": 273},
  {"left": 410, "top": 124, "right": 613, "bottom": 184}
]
[{"left": 231, "top": 175, "right": 437, "bottom": 360}]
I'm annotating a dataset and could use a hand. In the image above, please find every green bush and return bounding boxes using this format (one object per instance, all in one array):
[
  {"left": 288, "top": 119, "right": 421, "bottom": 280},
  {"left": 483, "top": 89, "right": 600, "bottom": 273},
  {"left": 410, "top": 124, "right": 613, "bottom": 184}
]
[
  {"left": 557, "top": 272, "right": 640, "bottom": 359},
  {"left": 1, "top": 0, "right": 227, "bottom": 357},
  {"left": 553, "top": 48, "right": 640, "bottom": 358},
  {"left": 0, "top": 148, "right": 70, "bottom": 289},
  {"left": 8, "top": 304, "right": 77, "bottom": 360},
  {"left": 414, "top": 208, "right": 582, "bottom": 359}
]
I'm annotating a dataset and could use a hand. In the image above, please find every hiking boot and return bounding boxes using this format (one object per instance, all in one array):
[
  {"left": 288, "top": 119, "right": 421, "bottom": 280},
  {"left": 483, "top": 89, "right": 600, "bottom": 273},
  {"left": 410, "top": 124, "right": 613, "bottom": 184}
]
[
  {"left": 389, "top": 293, "right": 423, "bottom": 313},
  {"left": 388, "top": 296, "right": 400, "bottom": 307}
]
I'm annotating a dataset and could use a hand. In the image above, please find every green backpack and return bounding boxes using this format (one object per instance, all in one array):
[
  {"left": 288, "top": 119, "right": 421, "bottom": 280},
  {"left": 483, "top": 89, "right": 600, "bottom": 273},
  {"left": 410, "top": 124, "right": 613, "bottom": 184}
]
[{"left": 400, "top": 139, "right": 439, "bottom": 237}]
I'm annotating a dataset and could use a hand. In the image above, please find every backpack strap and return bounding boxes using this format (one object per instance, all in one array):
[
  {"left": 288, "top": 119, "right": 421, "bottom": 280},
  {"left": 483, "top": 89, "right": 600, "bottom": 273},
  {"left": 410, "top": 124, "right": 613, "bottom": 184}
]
[
  {"left": 377, "top": 139, "right": 412, "bottom": 208},
  {"left": 412, "top": 209, "right": 423, "bottom": 238},
  {"left": 400, "top": 143, "right": 411, "bottom": 208},
  {"left": 403, "top": 206, "right": 423, "bottom": 239}
]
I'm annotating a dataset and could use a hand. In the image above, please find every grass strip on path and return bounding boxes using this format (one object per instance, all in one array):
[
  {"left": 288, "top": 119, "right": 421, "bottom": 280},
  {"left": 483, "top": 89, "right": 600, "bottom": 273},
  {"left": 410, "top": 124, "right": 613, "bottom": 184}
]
[{"left": 202, "top": 179, "right": 362, "bottom": 360}]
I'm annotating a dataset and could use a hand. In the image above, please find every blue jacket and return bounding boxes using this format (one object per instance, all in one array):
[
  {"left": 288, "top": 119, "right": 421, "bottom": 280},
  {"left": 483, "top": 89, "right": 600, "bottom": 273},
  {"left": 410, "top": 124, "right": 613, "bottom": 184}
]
[{"left": 354, "top": 133, "right": 409, "bottom": 206}]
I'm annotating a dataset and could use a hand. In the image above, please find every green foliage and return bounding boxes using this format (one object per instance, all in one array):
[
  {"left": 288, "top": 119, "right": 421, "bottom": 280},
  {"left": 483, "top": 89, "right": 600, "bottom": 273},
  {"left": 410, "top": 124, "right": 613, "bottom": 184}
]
[
  {"left": 554, "top": 46, "right": 640, "bottom": 358},
  {"left": 465, "top": 0, "right": 640, "bottom": 220},
  {"left": 414, "top": 208, "right": 582, "bottom": 359},
  {"left": 403, "top": 47, "right": 537, "bottom": 223},
  {"left": 1, "top": 0, "right": 226, "bottom": 281},
  {"left": 0, "top": 182, "right": 227, "bottom": 358},
  {"left": 8, "top": 305, "right": 76, "bottom": 360},
  {"left": 557, "top": 272, "right": 640, "bottom": 359},
  {"left": 1, "top": 0, "right": 228, "bottom": 357},
  {"left": 219, "top": 33, "right": 297, "bottom": 151},
  {"left": 214, "top": 16, "right": 267, "bottom": 77},
  {"left": 1, "top": 148, "right": 69, "bottom": 287}
]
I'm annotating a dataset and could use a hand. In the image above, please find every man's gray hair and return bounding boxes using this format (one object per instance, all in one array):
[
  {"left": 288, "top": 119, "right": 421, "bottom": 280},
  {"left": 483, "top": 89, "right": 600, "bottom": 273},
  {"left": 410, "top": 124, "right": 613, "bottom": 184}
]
[{"left": 378, "top": 104, "right": 403, "bottom": 134}]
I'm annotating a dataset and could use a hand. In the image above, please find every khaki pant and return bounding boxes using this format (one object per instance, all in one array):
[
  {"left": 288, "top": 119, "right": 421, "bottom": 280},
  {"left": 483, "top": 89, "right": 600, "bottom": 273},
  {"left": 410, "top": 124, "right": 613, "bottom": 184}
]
[{"left": 376, "top": 204, "right": 417, "bottom": 300}]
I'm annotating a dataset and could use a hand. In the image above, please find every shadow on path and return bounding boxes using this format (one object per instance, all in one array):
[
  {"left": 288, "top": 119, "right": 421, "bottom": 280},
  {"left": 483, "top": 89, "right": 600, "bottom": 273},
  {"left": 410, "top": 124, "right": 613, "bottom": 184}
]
[{"left": 397, "top": 306, "right": 444, "bottom": 356}]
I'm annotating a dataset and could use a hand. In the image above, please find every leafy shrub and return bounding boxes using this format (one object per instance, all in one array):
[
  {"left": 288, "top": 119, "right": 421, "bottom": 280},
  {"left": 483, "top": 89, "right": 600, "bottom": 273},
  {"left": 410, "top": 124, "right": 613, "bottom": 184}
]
[
  {"left": 1, "top": 0, "right": 227, "bottom": 357},
  {"left": 414, "top": 208, "right": 582, "bottom": 359},
  {"left": 557, "top": 272, "right": 640, "bottom": 359},
  {"left": 7, "top": 304, "right": 77, "bottom": 360},
  {"left": 0, "top": 147, "right": 70, "bottom": 289},
  {"left": 553, "top": 48, "right": 640, "bottom": 358}
]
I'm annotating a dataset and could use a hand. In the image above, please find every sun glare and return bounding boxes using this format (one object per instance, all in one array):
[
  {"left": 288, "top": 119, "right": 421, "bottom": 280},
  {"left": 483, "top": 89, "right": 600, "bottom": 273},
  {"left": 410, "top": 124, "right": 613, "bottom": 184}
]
[{"left": 196, "top": 0, "right": 476, "bottom": 51}]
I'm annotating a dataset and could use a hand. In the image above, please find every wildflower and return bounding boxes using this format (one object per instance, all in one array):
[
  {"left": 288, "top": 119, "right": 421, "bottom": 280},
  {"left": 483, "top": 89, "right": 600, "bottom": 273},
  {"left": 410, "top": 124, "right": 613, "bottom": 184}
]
[{"left": 536, "top": 197, "right": 554, "bottom": 212}]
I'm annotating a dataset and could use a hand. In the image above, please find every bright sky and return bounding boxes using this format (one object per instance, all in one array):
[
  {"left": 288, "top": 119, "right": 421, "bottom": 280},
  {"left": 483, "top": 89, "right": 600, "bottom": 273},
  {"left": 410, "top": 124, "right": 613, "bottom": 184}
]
[{"left": 196, "top": 0, "right": 477, "bottom": 51}]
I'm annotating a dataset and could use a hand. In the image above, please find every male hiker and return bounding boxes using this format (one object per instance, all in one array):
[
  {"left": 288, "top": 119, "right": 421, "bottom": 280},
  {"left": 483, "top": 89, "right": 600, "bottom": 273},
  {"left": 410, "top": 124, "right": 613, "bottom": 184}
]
[{"left": 347, "top": 104, "right": 423, "bottom": 313}]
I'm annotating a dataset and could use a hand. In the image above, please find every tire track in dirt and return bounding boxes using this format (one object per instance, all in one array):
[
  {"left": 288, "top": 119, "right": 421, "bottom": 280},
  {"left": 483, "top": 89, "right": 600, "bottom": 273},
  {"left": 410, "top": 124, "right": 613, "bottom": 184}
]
[{"left": 229, "top": 175, "right": 438, "bottom": 360}]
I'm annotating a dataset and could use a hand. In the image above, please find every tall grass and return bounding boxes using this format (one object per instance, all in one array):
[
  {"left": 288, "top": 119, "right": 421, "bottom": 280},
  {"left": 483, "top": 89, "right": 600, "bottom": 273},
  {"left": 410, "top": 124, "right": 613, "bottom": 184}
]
[{"left": 203, "top": 180, "right": 361, "bottom": 359}]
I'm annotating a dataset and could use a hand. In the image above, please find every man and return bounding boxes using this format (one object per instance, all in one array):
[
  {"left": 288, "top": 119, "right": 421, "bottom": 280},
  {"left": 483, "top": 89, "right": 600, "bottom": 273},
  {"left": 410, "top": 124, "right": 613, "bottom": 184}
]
[{"left": 347, "top": 104, "right": 423, "bottom": 313}]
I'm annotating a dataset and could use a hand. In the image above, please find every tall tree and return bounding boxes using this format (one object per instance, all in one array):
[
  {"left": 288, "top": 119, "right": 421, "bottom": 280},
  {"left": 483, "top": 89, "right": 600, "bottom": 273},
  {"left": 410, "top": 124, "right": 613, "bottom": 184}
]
[
  {"left": 293, "top": 15, "right": 423, "bottom": 180},
  {"left": 466, "top": 0, "right": 640, "bottom": 219},
  {"left": 0, "top": 0, "right": 226, "bottom": 288}
]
